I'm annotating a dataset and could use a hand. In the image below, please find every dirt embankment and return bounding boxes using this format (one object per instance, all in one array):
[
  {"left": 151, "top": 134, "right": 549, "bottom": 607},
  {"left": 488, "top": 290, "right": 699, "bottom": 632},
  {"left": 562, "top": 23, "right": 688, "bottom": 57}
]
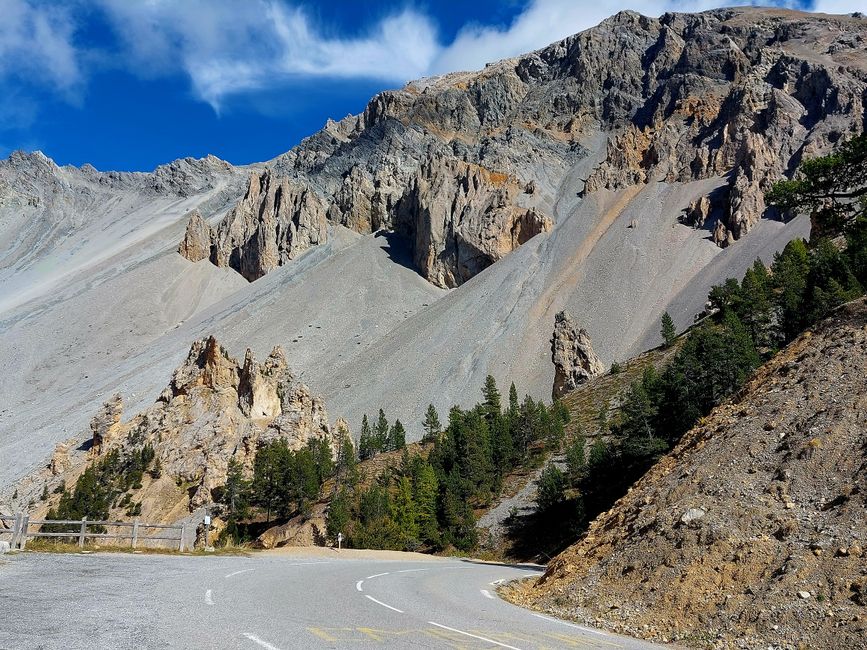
[{"left": 503, "top": 298, "right": 867, "bottom": 649}]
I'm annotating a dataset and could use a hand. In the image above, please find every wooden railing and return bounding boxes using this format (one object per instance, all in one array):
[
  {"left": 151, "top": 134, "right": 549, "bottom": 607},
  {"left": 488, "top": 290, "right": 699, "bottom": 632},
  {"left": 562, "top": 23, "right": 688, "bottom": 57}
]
[{"left": 0, "top": 513, "right": 187, "bottom": 551}]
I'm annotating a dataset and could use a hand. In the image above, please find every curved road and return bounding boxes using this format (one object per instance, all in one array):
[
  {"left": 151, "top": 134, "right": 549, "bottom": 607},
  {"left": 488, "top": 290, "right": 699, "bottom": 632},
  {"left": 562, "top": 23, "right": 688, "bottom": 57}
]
[{"left": 0, "top": 549, "right": 663, "bottom": 649}]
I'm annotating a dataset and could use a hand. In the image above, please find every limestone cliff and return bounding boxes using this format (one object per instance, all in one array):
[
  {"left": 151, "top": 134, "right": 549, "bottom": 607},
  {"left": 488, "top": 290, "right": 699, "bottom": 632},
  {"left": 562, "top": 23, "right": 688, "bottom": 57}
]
[
  {"left": 180, "top": 171, "right": 328, "bottom": 281},
  {"left": 181, "top": 8, "right": 867, "bottom": 283},
  {"left": 16, "top": 336, "right": 339, "bottom": 523}
]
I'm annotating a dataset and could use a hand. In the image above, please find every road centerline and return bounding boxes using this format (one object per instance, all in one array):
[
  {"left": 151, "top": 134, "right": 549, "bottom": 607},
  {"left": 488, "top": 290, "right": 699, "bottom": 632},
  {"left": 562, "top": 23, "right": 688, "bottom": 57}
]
[
  {"left": 364, "top": 594, "right": 404, "bottom": 613},
  {"left": 242, "top": 632, "right": 282, "bottom": 650},
  {"left": 225, "top": 568, "right": 256, "bottom": 579},
  {"left": 204, "top": 589, "right": 214, "bottom": 606}
]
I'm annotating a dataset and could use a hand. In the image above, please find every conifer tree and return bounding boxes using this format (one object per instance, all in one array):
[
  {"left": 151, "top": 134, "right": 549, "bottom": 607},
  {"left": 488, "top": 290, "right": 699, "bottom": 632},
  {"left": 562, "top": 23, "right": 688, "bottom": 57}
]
[
  {"left": 422, "top": 404, "right": 441, "bottom": 442},
  {"left": 388, "top": 419, "right": 407, "bottom": 451},
  {"left": 374, "top": 409, "right": 389, "bottom": 453},
  {"left": 660, "top": 311, "right": 677, "bottom": 348},
  {"left": 358, "top": 414, "right": 374, "bottom": 460},
  {"left": 411, "top": 460, "right": 440, "bottom": 547},
  {"left": 565, "top": 434, "right": 586, "bottom": 485},
  {"left": 481, "top": 375, "right": 501, "bottom": 417},
  {"left": 391, "top": 475, "right": 418, "bottom": 547}
]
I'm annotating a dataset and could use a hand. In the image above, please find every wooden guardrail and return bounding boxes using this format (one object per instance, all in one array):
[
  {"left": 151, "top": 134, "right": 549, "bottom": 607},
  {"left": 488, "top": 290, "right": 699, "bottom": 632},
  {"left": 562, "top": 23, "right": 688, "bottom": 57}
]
[{"left": 0, "top": 513, "right": 187, "bottom": 551}]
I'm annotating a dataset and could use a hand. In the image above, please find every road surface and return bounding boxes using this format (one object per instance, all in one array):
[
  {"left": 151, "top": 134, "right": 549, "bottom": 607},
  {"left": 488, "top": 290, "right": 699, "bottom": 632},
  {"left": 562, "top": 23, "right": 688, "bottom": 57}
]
[{"left": 0, "top": 549, "right": 665, "bottom": 649}]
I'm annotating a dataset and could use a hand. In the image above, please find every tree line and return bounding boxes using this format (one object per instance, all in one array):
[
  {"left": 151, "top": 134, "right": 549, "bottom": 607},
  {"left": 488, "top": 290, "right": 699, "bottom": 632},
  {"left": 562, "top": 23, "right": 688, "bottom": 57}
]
[
  {"left": 531, "top": 133, "right": 867, "bottom": 549},
  {"left": 325, "top": 379, "right": 569, "bottom": 551}
]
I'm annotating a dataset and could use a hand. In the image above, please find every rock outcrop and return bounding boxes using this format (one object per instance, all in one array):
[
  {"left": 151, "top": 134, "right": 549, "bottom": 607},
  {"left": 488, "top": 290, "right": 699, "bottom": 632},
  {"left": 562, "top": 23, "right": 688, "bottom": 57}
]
[
  {"left": 89, "top": 393, "right": 123, "bottom": 456},
  {"left": 507, "top": 298, "right": 867, "bottom": 649},
  {"left": 177, "top": 210, "right": 211, "bottom": 262},
  {"left": 397, "top": 158, "right": 553, "bottom": 287},
  {"left": 179, "top": 171, "right": 329, "bottom": 281},
  {"left": 551, "top": 311, "right": 604, "bottom": 399},
  {"left": 24, "top": 336, "right": 340, "bottom": 520},
  {"left": 182, "top": 8, "right": 867, "bottom": 285}
]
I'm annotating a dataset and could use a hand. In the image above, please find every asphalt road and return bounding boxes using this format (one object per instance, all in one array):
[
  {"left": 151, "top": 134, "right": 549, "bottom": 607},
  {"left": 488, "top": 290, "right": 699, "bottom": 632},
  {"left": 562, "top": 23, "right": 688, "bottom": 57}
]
[{"left": 0, "top": 549, "right": 664, "bottom": 649}]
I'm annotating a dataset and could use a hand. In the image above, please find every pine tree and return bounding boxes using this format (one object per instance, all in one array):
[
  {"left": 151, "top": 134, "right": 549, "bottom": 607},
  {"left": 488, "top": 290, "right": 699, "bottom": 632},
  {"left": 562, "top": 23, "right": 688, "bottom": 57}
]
[
  {"left": 326, "top": 489, "right": 351, "bottom": 545},
  {"left": 422, "top": 404, "right": 441, "bottom": 443},
  {"left": 536, "top": 464, "right": 566, "bottom": 511},
  {"left": 411, "top": 460, "right": 440, "bottom": 548},
  {"left": 508, "top": 383, "right": 519, "bottom": 418},
  {"left": 335, "top": 423, "right": 357, "bottom": 487},
  {"left": 391, "top": 476, "right": 418, "bottom": 547},
  {"left": 565, "top": 434, "right": 586, "bottom": 485},
  {"left": 772, "top": 239, "right": 810, "bottom": 341},
  {"left": 388, "top": 419, "right": 407, "bottom": 451},
  {"left": 660, "top": 311, "right": 677, "bottom": 348},
  {"left": 224, "top": 457, "right": 249, "bottom": 520},
  {"left": 481, "top": 375, "right": 501, "bottom": 418},
  {"left": 738, "top": 261, "right": 773, "bottom": 348},
  {"left": 41, "top": 484, "right": 49, "bottom": 501},
  {"left": 358, "top": 414, "right": 374, "bottom": 461},
  {"left": 374, "top": 409, "right": 389, "bottom": 453}
]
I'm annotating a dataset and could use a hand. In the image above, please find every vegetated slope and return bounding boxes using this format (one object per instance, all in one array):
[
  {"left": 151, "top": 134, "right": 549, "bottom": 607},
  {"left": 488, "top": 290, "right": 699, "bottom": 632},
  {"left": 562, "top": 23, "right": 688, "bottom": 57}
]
[
  {"left": 2, "top": 6, "right": 862, "bottom": 488},
  {"left": 503, "top": 298, "right": 867, "bottom": 649}
]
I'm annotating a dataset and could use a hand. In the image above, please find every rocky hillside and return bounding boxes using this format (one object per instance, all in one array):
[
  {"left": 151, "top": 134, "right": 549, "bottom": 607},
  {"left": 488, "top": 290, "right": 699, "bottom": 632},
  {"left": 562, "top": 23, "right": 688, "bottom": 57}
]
[
  {"left": 503, "top": 298, "right": 867, "bottom": 649},
  {"left": 183, "top": 8, "right": 866, "bottom": 285},
  {"left": 1, "top": 8, "right": 859, "bottom": 491},
  {"left": 9, "top": 336, "right": 341, "bottom": 525}
]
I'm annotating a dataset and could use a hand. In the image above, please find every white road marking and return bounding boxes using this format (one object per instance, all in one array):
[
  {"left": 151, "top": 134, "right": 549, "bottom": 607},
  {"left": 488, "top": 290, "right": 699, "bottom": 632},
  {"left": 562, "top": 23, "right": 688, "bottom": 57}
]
[
  {"left": 204, "top": 589, "right": 214, "bottom": 606},
  {"left": 242, "top": 632, "right": 282, "bottom": 650},
  {"left": 356, "top": 580, "right": 364, "bottom": 592},
  {"left": 396, "top": 568, "right": 429, "bottom": 573},
  {"left": 365, "top": 594, "right": 404, "bottom": 613},
  {"left": 530, "top": 612, "right": 608, "bottom": 636},
  {"left": 366, "top": 572, "right": 390, "bottom": 579},
  {"left": 225, "top": 568, "right": 255, "bottom": 579},
  {"left": 428, "top": 622, "right": 522, "bottom": 650},
  {"left": 480, "top": 589, "right": 495, "bottom": 599}
]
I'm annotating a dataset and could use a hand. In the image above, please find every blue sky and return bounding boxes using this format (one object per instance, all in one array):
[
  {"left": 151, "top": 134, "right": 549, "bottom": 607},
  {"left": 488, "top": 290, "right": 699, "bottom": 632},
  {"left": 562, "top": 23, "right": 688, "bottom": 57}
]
[{"left": 0, "top": 0, "right": 859, "bottom": 171}]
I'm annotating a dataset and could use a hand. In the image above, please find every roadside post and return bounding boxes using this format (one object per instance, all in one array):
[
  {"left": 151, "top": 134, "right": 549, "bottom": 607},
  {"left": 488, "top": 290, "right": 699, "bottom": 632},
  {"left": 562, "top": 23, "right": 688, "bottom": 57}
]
[{"left": 337, "top": 532, "right": 343, "bottom": 551}]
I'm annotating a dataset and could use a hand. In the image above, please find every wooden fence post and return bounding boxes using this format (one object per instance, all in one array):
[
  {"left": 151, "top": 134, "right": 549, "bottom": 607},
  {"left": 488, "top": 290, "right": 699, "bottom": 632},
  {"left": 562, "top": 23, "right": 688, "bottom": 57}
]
[
  {"left": 19, "top": 514, "right": 29, "bottom": 550},
  {"left": 131, "top": 519, "right": 140, "bottom": 549},
  {"left": 10, "top": 513, "right": 22, "bottom": 549},
  {"left": 78, "top": 518, "right": 87, "bottom": 548},
  {"left": 179, "top": 523, "right": 186, "bottom": 552}
]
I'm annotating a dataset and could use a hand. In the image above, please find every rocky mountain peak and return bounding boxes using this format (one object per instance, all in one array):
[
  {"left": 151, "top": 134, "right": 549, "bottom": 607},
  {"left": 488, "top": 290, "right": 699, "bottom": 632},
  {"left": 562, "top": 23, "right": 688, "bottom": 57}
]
[{"left": 178, "top": 8, "right": 865, "bottom": 288}]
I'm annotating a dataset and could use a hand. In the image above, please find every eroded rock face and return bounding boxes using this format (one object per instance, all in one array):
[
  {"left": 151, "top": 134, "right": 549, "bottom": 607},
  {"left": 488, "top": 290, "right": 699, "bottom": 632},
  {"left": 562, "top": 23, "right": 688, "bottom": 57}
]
[
  {"left": 579, "top": 10, "right": 866, "bottom": 243},
  {"left": 177, "top": 210, "right": 211, "bottom": 262},
  {"left": 179, "top": 170, "right": 329, "bottom": 281},
  {"left": 90, "top": 393, "right": 123, "bottom": 456},
  {"left": 551, "top": 311, "right": 604, "bottom": 399},
  {"left": 396, "top": 157, "right": 553, "bottom": 288},
  {"left": 30, "top": 336, "right": 339, "bottom": 517}
]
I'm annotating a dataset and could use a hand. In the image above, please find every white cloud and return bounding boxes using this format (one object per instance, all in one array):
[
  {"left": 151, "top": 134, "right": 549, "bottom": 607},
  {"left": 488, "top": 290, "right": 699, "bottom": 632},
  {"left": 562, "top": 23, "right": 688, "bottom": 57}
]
[
  {"left": 2, "top": 0, "right": 865, "bottom": 115},
  {"left": 0, "top": 0, "right": 81, "bottom": 96},
  {"left": 95, "top": 0, "right": 439, "bottom": 110}
]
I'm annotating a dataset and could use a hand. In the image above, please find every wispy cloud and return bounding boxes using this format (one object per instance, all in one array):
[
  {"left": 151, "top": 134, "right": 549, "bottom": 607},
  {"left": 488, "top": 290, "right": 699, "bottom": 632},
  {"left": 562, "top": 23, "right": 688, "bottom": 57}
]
[
  {"left": 95, "top": 0, "right": 439, "bottom": 110},
  {"left": 1, "top": 0, "right": 865, "bottom": 115},
  {"left": 0, "top": 0, "right": 82, "bottom": 96}
]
